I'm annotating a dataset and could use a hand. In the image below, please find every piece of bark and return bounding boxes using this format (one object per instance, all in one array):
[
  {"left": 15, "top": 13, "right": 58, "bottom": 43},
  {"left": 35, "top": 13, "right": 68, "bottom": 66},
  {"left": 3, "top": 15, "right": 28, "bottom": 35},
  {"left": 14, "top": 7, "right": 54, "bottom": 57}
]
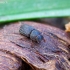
[
  {"left": 0, "top": 21, "right": 70, "bottom": 70},
  {"left": 0, "top": 50, "right": 22, "bottom": 70},
  {"left": 65, "top": 22, "right": 70, "bottom": 32}
]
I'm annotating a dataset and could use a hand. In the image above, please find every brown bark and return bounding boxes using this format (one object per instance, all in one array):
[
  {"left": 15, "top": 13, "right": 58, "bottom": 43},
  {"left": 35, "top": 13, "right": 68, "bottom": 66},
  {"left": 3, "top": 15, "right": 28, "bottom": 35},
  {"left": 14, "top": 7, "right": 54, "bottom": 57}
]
[{"left": 0, "top": 21, "right": 70, "bottom": 70}]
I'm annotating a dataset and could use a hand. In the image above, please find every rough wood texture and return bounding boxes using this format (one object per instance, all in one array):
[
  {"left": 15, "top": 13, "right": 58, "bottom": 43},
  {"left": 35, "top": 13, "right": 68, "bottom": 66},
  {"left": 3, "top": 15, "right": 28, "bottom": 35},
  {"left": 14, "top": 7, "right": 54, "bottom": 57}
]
[
  {"left": 0, "top": 21, "right": 70, "bottom": 70},
  {"left": 0, "top": 50, "right": 22, "bottom": 70}
]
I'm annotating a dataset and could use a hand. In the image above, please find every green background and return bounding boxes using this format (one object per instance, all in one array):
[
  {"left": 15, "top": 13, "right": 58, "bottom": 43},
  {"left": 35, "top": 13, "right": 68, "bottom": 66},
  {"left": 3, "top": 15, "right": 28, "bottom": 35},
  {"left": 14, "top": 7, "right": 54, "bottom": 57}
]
[{"left": 0, "top": 0, "right": 70, "bottom": 22}]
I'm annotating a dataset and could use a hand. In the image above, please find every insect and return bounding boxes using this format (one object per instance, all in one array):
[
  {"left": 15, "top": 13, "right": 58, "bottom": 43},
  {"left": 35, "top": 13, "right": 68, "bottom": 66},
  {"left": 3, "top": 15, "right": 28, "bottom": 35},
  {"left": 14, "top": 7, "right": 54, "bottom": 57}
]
[{"left": 19, "top": 24, "right": 43, "bottom": 43}]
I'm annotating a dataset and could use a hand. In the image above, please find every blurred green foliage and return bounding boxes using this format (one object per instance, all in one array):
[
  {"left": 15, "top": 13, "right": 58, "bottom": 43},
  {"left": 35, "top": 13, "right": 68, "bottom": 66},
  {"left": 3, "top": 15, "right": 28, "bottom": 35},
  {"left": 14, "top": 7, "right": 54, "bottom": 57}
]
[{"left": 0, "top": 0, "right": 70, "bottom": 22}]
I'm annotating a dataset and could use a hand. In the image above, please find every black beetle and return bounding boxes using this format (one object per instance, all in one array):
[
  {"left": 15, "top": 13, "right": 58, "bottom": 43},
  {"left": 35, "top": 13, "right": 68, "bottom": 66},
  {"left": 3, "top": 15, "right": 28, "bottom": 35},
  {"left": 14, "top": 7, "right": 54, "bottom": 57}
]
[{"left": 19, "top": 24, "right": 43, "bottom": 43}]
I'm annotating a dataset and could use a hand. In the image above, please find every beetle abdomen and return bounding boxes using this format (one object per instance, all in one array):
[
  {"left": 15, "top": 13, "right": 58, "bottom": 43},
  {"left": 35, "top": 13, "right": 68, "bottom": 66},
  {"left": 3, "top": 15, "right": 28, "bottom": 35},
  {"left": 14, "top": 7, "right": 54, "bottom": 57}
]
[{"left": 19, "top": 24, "right": 35, "bottom": 37}]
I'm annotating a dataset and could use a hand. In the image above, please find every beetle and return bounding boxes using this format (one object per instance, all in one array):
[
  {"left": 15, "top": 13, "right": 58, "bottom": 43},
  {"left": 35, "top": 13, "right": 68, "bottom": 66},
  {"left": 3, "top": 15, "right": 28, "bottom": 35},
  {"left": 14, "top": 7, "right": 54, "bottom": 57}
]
[{"left": 19, "top": 24, "right": 43, "bottom": 43}]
